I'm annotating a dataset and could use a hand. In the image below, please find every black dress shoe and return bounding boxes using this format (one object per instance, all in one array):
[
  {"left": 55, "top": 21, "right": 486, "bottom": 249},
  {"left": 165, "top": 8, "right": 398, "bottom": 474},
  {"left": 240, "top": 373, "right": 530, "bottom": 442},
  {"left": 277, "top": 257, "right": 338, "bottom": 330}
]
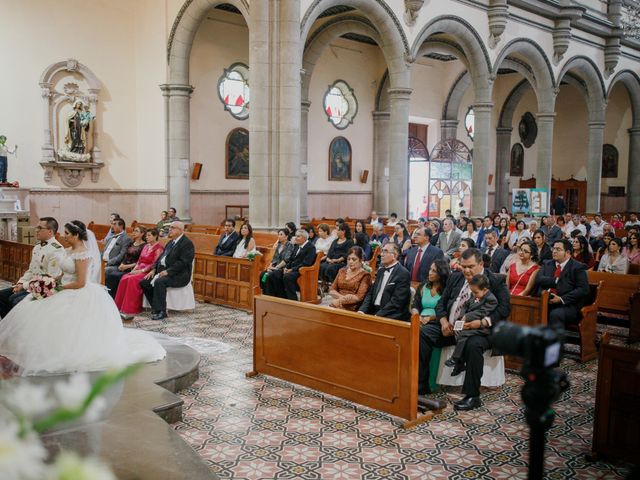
[
  {"left": 151, "top": 311, "right": 168, "bottom": 321},
  {"left": 417, "top": 395, "right": 447, "bottom": 411},
  {"left": 453, "top": 396, "right": 482, "bottom": 411},
  {"left": 451, "top": 363, "right": 466, "bottom": 377},
  {"left": 444, "top": 357, "right": 457, "bottom": 367}
]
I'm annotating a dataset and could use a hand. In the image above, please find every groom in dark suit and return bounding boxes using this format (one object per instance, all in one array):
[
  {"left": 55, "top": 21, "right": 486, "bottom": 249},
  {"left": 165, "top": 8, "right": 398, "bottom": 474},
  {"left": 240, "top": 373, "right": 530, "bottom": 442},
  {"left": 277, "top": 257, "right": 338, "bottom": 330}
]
[
  {"left": 536, "top": 238, "right": 589, "bottom": 330},
  {"left": 141, "top": 221, "right": 195, "bottom": 320},
  {"left": 419, "top": 248, "right": 511, "bottom": 410},
  {"left": 358, "top": 243, "right": 411, "bottom": 321}
]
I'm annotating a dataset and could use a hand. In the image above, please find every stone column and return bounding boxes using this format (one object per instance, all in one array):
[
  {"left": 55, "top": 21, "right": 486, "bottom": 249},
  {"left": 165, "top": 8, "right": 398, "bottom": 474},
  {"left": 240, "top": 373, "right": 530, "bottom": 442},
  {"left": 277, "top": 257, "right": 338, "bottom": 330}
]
[
  {"left": 628, "top": 127, "right": 640, "bottom": 212},
  {"left": 440, "top": 120, "right": 459, "bottom": 142},
  {"left": 494, "top": 127, "right": 512, "bottom": 210},
  {"left": 40, "top": 85, "right": 55, "bottom": 162},
  {"left": 88, "top": 91, "right": 101, "bottom": 164},
  {"left": 372, "top": 111, "right": 390, "bottom": 215},
  {"left": 535, "top": 112, "right": 556, "bottom": 202},
  {"left": 471, "top": 103, "right": 493, "bottom": 216},
  {"left": 387, "top": 88, "right": 412, "bottom": 218},
  {"left": 300, "top": 100, "right": 311, "bottom": 221},
  {"left": 586, "top": 121, "right": 605, "bottom": 213},
  {"left": 160, "top": 83, "right": 193, "bottom": 222}
]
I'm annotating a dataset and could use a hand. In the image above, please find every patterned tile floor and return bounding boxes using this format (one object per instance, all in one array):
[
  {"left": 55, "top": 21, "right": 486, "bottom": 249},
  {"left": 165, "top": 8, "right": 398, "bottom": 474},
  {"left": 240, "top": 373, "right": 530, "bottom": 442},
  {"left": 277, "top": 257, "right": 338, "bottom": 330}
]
[{"left": 128, "top": 302, "right": 634, "bottom": 480}]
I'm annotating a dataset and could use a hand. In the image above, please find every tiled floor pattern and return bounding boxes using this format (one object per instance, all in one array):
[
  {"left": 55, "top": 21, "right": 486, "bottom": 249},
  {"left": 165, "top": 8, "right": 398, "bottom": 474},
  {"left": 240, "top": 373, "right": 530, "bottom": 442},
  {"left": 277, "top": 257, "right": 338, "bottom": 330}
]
[{"left": 130, "top": 302, "right": 633, "bottom": 480}]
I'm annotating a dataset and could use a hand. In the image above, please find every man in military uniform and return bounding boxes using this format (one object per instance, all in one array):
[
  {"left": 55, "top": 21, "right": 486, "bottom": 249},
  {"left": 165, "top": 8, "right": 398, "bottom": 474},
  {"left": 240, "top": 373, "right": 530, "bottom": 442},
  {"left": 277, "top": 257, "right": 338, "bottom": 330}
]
[{"left": 0, "top": 217, "right": 64, "bottom": 318}]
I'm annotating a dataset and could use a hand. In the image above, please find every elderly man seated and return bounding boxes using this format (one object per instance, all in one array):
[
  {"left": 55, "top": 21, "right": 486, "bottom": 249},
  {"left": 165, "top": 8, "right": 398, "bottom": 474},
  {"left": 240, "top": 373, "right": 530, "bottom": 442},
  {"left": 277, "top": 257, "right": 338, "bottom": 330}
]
[
  {"left": 263, "top": 229, "right": 317, "bottom": 301},
  {"left": 140, "top": 221, "right": 195, "bottom": 320}
]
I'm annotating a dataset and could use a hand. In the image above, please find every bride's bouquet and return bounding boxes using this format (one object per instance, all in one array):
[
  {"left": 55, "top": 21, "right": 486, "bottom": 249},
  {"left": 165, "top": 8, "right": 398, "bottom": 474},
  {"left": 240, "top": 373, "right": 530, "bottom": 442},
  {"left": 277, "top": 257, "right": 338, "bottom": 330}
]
[{"left": 27, "top": 275, "right": 60, "bottom": 300}]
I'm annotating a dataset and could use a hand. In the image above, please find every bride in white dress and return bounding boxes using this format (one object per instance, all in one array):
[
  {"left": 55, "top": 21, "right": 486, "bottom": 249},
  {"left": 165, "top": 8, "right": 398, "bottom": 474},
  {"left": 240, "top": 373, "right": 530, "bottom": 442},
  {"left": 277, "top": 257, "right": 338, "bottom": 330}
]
[{"left": 0, "top": 220, "right": 165, "bottom": 375}]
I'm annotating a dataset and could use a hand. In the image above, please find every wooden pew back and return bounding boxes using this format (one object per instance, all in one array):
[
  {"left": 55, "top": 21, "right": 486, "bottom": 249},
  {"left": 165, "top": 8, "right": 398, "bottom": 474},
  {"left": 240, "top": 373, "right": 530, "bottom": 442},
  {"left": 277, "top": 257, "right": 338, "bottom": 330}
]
[
  {"left": 252, "top": 294, "right": 420, "bottom": 424},
  {"left": 586, "top": 270, "right": 640, "bottom": 314},
  {"left": 505, "top": 291, "right": 549, "bottom": 370}
]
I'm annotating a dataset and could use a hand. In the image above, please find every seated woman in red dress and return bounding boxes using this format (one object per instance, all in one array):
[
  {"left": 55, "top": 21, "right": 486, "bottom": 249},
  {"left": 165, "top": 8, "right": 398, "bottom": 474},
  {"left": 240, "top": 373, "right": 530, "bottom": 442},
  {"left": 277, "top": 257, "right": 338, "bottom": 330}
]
[
  {"left": 115, "top": 228, "right": 165, "bottom": 319},
  {"left": 506, "top": 240, "right": 540, "bottom": 296}
]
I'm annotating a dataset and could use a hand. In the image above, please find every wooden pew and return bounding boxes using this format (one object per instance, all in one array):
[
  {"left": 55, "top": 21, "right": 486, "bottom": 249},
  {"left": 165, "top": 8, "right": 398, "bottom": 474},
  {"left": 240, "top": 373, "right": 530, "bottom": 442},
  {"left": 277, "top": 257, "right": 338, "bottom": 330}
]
[
  {"left": 591, "top": 339, "right": 640, "bottom": 463},
  {"left": 250, "top": 293, "right": 430, "bottom": 428},
  {"left": 566, "top": 282, "right": 602, "bottom": 362},
  {"left": 505, "top": 291, "right": 549, "bottom": 370},
  {"left": 298, "top": 252, "right": 323, "bottom": 304},
  {"left": 0, "top": 240, "right": 32, "bottom": 283},
  {"left": 587, "top": 270, "right": 640, "bottom": 343}
]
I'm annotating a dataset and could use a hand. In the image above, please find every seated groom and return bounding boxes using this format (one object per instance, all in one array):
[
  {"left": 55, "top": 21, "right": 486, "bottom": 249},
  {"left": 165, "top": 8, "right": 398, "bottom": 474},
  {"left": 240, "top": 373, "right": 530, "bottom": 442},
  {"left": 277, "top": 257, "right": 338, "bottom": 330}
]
[
  {"left": 264, "top": 229, "right": 316, "bottom": 300},
  {"left": 140, "top": 221, "right": 195, "bottom": 320},
  {"left": 419, "top": 248, "right": 511, "bottom": 411},
  {"left": 358, "top": 243, "right": 411, "bottom": 321},
  {"left": 103, "top": 218, "right": 132, "bottom": 295},
  {"left": 214, "top": 218, "right": 239, "bottom": 257},
  {"left": 535, "top": 238, "right": 589, "bottom": 331},
  {"left": 0, "top": 217, "right": 64, "bottom": 318}
]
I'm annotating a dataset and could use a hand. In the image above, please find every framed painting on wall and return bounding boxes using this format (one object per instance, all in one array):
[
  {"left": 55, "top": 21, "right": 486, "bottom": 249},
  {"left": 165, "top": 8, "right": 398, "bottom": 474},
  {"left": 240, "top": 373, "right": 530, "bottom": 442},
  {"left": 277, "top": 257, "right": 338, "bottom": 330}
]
[
  {"left": 602, "top": 144, "right": 618, "bottom": 178},
  {"left": 510, "top": 143, "right": 524, "bottom": 176},
  {"left": 226, "top": 127, "right": 249, "bottom": 179},
  {"left": 328, "top": 136, "right": 352, "bottom": 181}
]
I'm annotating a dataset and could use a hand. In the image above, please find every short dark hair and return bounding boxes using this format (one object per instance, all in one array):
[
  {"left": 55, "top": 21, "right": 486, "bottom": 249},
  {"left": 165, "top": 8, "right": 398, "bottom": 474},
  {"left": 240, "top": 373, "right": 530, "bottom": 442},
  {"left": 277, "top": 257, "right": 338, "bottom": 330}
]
[
  {"left": 225, "top": 218, "right": 236, "bottom": 227},
  {"left": 147, "top": 227, "right": 160, "bottom": 240},
  {"left": 110, "top": 212, "right": 120, "bottom": 218},
  {"left": 553, "top": 239, "right": 572, "bottom": 253},
  {"left": 347, "top": 246, "right": 365, "bottom": 261},
  {"left": 461, "top": 247, "right": 483, "bottom": 263},
  {"left": 39, "top": 217, "right": 58, "bottom": 233},
  {"left": 338, "top": 222, "right": 351, "bottom": 239},
  {"left": 461, "top": 238, "right": 476, "bottom": 249},
  {"left": 114, "top": 218, "right": 125, "bottom": 229},
  {"left": 390, "top": 212, "right": 398, "bottom": 218},
  {"left": 469, "top": 274, "right": 490, "bottom": 290},
  {"left": 169, "top": 207, "right": 177, "bottom": 213}
]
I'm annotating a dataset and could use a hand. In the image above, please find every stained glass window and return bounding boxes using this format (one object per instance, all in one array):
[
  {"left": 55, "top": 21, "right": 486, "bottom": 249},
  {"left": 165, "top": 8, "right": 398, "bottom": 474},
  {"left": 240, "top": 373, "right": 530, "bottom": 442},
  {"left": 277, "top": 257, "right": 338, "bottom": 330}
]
[
  {"left": 426, "top": 139, "right": 473, "bottom": 217},
  {"left": 217, "top": 63, "right": 250, "bottom": 120},
  {"left": 323, "top": 80, "right": 357, "bottom": 129}
]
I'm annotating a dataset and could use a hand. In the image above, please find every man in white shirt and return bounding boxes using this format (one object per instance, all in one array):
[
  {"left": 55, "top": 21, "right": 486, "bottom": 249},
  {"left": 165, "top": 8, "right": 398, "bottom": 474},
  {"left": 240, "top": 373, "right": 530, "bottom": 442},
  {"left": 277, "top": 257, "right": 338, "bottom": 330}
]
[
  {"left": 625, "top": 213, "right": 640, "bottom": 230},
  {"left": 369, "top": 210, "right": 381, "bottom": 225},
  {"left": 0, "top": 217, "right": 64, "bottom": 317}
]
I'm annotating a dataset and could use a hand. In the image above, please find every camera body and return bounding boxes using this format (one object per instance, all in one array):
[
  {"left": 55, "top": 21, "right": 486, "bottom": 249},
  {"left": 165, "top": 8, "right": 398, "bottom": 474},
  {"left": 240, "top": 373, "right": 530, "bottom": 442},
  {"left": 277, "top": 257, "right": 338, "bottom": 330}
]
[{"left": 492, "top": 321, "right": 562, "bottom": 371}]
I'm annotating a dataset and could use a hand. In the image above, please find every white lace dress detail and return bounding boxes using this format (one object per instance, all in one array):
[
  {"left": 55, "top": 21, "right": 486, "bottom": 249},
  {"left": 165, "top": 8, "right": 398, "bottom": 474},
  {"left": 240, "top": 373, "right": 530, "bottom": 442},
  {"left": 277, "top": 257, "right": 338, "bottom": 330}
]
[{"left": 0, "top": 249, "right": 165, "bottom": 375}]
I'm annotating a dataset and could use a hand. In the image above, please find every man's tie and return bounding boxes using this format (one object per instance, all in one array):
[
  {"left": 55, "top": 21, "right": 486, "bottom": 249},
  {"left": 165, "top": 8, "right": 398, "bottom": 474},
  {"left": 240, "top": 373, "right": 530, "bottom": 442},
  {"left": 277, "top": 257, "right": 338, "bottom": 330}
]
[
  {"left": 551, "top": 263, "right": 562, "bottom": 293},
  {"left": 487, "top": 246, "right": 494, "bottom": 257},
  {"left": 411, "top": 248, "right": 423, "bottom": 282},
  {"left": 164, "top": 240, "right": 175, "bottom": 257},
  {"left": 451, "top": 282, "right": 472, "bottom": 324}
]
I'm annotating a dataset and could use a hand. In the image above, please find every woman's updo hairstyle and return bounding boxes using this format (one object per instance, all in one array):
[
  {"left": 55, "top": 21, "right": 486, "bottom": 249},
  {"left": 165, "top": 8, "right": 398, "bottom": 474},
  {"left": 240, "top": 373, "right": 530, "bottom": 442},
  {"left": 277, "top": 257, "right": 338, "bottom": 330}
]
[{"left": 66, "top": 220, "right": 88, "bottom": 241}]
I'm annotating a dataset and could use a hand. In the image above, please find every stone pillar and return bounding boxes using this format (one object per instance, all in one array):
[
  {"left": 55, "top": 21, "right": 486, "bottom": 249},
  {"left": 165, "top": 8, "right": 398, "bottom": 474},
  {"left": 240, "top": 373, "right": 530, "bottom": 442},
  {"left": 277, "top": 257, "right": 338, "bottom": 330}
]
[
  {"left": 249, "top": 0, "right": 301, "bottom": 228},
  {"left": 586, "top": 121, "right": 605, "bottom": 213},
  {"left": 387, "top": 88, "right": 412, "bottom": 218},
  {"left": 628, "top": 127, "right": 640, "bottom": 212},
  {"left": 440, "top": 120, "right": 459, "bottom": 142},
  {"left": 40, "top": 85, "right": 54, "bottom": 162},
  {"left": 535, "top": 112, "right": 556, "bottom": 201},
  {"left": 88, "top": 91, "right": 101, "bottom": 164},
  {"left": 471, "top": 103, "right": 493, "bottom": 216},
  {"left": 494, "top": 127, "right": 512, "bottom": 210},
  {"left": 372, "top": 111, "right": 390, "bottom": 215},
  {"left": 160, "top": 83, "right": 193, "bottom": 222},
  {"left": 300, "top": 100, "right": 311, "bottom": 221}
]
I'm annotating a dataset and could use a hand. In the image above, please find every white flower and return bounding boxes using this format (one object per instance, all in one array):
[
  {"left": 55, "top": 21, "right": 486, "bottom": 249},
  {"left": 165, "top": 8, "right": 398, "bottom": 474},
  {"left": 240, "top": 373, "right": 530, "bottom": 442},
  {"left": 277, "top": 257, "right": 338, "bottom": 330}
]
[
  {"left": 48, "top": 452, "right": 116, "bottom": 480},
  {"left": 2, "top": 383, "right": 55, "bottom": 419},
  {"left": 53, "top": 374, "right": 91, "bottom": 411},
  {"left": 0, "top": 419, "right": 48, "bottom": 480}
]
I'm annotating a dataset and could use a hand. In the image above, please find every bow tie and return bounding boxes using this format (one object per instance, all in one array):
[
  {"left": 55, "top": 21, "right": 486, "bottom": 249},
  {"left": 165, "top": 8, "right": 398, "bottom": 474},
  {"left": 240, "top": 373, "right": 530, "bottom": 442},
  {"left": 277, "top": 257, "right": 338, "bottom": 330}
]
[{"left": 380, "top": 265, "right": 394, "bottom": 274}]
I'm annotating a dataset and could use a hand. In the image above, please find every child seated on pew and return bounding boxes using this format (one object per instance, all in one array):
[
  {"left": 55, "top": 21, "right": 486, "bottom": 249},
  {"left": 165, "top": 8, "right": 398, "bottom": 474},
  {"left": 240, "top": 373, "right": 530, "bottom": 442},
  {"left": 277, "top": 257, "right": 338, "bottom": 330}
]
[{"left": 444, "top": 274, "right": 498, "bottom": 375}]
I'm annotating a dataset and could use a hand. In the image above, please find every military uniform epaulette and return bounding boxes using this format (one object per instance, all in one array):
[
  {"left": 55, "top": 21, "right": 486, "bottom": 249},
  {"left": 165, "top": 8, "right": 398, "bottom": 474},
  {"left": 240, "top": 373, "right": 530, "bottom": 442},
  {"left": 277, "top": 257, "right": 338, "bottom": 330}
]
[{"left": 52, "top": 243, "right": 62, "bottom": 248}]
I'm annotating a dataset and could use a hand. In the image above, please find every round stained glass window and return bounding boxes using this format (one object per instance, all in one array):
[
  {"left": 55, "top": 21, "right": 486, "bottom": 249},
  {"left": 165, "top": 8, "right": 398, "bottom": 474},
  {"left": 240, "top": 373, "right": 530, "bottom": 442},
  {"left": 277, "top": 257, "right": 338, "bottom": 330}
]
[
  {"left": 217, "top": 63, "right": 250, "bottom": 120},
  {"left": 323, "top": 80, "right": 358, "bottom": 130}
]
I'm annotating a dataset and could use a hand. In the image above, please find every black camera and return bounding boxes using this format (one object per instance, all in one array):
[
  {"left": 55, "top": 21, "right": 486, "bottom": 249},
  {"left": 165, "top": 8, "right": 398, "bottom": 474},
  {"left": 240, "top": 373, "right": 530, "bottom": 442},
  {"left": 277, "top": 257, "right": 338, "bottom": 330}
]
[{"left": 492, "top": 321, "right": 562, "bottom": 371}]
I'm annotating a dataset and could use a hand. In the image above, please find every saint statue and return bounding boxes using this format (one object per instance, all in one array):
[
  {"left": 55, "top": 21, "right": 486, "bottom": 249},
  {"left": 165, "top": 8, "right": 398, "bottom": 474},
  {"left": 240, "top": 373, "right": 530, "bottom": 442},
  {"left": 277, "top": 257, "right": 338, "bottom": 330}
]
[
  {"left": 0, "top": 135, "right": 18, "bottom": 184},
  {"left": 59, "top": 100, "right": 93, "bottom": 162}
]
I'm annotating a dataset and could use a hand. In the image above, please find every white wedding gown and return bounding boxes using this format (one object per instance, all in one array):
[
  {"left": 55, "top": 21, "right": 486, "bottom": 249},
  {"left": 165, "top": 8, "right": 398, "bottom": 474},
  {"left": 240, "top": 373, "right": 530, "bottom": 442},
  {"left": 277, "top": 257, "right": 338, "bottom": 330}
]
[{"left": 0, "top": 249, "right": 166, "bottom": 375}]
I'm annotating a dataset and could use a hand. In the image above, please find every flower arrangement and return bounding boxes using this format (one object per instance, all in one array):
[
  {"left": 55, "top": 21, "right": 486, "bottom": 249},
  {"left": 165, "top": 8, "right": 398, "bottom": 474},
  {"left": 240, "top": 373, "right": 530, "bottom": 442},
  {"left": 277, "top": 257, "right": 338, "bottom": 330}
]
[
  {"left": 27, "top": 275, "right": 60, "bottom": 300},
  {"left": 247, "top": 251, "right": 262, "bottom": 262},
  {"left": 369, "top": 241, "right": 381, "bottom": 251},
  {"left": 0, "top": 364, "right": 140, "bottom": 480}
]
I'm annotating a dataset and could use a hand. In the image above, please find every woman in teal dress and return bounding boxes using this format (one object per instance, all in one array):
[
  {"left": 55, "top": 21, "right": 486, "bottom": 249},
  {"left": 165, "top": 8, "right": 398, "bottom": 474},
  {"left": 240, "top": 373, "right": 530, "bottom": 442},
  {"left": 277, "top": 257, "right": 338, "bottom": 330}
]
[{"left": 411, "top": 259, "right": 451, "bottom": 392}]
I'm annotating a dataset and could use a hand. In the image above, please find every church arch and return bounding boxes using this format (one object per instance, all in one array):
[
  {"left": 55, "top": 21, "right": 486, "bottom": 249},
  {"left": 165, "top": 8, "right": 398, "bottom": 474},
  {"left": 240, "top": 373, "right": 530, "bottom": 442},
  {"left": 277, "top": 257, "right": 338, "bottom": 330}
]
[
  {"left": 301, "top": 0, "right": 409, "bottom": 88},
  {"left": 607, "top": 69, "right": 640, "bottom": 126},
  {"left": 557, "top": 56, "right": 606, "bottom": 120},
  {"left": 167, "top": 0, "right": 250, "bottom": 85}
]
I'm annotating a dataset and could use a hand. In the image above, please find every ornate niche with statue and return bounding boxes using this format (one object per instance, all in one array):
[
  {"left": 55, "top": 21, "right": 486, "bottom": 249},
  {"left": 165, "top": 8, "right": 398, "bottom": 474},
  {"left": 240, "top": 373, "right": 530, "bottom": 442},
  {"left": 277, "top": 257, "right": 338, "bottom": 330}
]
[{"left": 38, "top": 59, "right": 104, "bottom": 187}]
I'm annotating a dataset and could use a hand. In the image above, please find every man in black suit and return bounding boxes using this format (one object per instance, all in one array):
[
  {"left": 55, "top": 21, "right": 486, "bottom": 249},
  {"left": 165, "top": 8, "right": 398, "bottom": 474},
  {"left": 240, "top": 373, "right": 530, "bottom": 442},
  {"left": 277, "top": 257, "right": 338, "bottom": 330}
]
[
  {"left": 264, "top": 229, "right": 317, "bottom": 300},
  {"left": 482, "top": 231, "right": 509, "bottom": 273},
  {"left": 214, "top": 218, "right": 239, "bottom": 257},
  {"left": 552, "top": 193, "right": 566, "bottom": 215},
  {"left": 141, "top": 221, "right": 195, "bottom": 320},
  {"left": 419, "top": 248, "right": 511, "bottom": 411},
  {"left": 536, "top": 238, "right": 589, "bottom": 330},
  {"left": 404, "top": 228, "right": 444, "bottom": 283},
  {"left": 476, "top": 216, "right": 498, "bottom": 249},
  {"left": 358, "top": 243, "right": 411, "bottom": 321}
]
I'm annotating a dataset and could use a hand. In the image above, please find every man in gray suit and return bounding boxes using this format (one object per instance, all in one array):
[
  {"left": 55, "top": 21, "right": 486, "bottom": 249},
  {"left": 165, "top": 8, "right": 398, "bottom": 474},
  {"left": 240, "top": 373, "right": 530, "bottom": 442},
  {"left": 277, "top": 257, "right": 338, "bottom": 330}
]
[
  {"left": 103, "top": 218, "right": 132, "bottom": 282},
  {"left": 436, "top": 218, "right": 462, "bottom": 258},
  {"left": 482, "top": 230, "right": 509, "bottom": 273}
]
